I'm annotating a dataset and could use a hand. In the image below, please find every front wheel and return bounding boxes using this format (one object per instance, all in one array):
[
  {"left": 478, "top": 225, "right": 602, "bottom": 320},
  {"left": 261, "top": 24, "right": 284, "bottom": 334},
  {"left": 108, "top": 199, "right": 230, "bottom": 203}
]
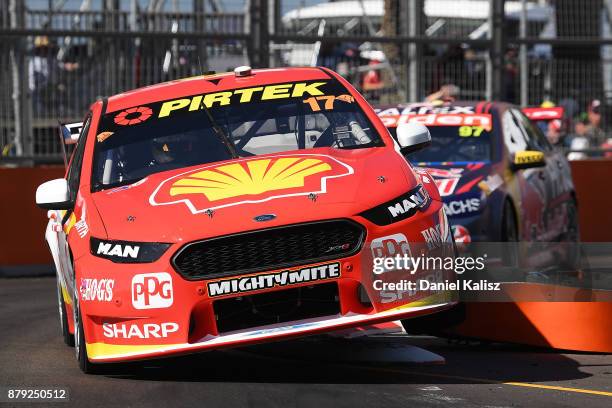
[
  {"left": 73, "top": 283, "right": 102, "bottom": 374},
  {"left": 501, "top": 200, "right": 519, "bottom": 267},
  {"left": 56, "top": 278, "right": 74, "bottom": 347}
]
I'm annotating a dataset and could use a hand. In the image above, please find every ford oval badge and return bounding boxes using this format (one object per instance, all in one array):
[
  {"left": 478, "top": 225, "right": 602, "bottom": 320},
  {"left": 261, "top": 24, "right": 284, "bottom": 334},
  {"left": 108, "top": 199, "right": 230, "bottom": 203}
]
[{"left": 253, "top": 214, "right": 276, "bottom": 222}]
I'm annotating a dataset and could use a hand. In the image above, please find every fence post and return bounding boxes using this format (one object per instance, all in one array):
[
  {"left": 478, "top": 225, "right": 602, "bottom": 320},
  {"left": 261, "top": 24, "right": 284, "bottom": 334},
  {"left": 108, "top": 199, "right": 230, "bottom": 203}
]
[
  {"left": 488, "top": 0, "right": 506, "bottom": 101},
  {"left": 9, "top": 0, "right": 32, "bottom": 157},
  {"left": 405, "top": 0, "right": 424, "bottom": 102},
  {"left": 193, "top": 0, "right": 209, "bottom": 73},
  {"left": 519, "top": 0, "right": 528, "bottom": 106},
  {"left": 248, "top": 0, "right": 269, "bottom": 68}
]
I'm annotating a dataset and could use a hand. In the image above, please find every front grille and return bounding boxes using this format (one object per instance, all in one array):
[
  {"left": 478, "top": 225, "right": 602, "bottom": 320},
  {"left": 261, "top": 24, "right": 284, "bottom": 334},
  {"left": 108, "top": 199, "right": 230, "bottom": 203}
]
[
  {"left": 213, "top": 282, "right": 340, "bottom": 334},
  {"left": 173, "top": 219, "right": 365, "bottom": 280}
]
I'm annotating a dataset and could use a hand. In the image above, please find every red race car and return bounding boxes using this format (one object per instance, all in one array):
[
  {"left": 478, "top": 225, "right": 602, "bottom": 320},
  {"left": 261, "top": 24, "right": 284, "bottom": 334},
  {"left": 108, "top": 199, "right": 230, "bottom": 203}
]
[{"left": 36, "top": 66, "right": 455, "bottom": 373}]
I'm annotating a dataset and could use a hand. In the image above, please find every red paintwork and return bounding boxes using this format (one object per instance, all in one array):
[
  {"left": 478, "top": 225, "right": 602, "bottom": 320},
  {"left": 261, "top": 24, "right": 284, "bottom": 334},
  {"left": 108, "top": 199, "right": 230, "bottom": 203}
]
[{"left": 50, "top": 67, "right": 456, "bottom": 363}]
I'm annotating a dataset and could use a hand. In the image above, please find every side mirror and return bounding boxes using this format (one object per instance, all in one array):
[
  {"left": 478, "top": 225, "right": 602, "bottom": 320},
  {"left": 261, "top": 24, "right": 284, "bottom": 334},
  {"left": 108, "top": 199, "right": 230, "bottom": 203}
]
[
  {"left": 36, "top": 179, "right": 73, "bottom": 210},
  {"left": 511, "top": 150, "right": 546, "bottom": 171},
  {"left": 396, "top": 122, "right": 432, "bottom": 155}
]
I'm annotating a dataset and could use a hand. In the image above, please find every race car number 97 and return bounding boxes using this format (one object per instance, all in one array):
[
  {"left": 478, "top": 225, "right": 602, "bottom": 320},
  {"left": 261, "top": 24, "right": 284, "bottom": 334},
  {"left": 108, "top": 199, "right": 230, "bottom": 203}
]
[{"left": 458, "top": 126, "right": 485, "bottom": 137}]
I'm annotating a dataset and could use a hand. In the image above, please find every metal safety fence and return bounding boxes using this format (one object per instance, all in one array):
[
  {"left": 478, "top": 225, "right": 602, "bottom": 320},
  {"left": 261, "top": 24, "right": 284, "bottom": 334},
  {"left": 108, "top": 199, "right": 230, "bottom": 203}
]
[{"left": 1, "top": 0, "right": 611, "bottom": 163}]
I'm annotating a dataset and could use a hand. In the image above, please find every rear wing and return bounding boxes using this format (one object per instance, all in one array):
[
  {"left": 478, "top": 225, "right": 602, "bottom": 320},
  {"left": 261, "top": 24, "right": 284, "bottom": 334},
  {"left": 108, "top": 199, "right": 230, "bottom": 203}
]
[
  {"left": 521, "top": 106, "right": 564, "bottom": 121},
  {"left": 57, "top": 121, "right": 83, "bottom": 167}
]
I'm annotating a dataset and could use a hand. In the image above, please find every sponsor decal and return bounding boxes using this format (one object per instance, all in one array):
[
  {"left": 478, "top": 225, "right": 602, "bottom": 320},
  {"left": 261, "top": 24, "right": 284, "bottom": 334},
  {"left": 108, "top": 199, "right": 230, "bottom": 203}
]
[
  {"left": 421, "top": 210, "right": 451, "bottom": 250},
  {"left": 96, "top": 131, "right": 114, "bottom": 143},
  {"left": 114, "top": 106, "right": 153, "bottom": 126},
  {"left": 416, "top": 167, "right": 463, "bottom": 197},
  {"left": 359, "top": 185, "right": 431, "bottom": 226},
  {"left": 157, "top": 82, "right": 327, "bottom": 118},
  {"left": 64, "top": 206, "right": 88, "bottom": 238},
  {"left": 74, "top": 218, "right": 88, "bottom": 238},
  {"left": 421, "top": 167, "right": 464, "bottom": 179},
  {"left": 421, "top": 225, "right": 444, "bottom": 250},
  {"left": 131, "top": 272, "right": 173, "bottom": 309},
  {"left": 380, "top": 112, "right": 492, "bottom": 131},
  {"left": 514, "top": 150, "right": 544, "bottom": 165},
  {"left": 371, "top": 233, "right": 412, "bottom": 275},
  {"left": 435, "top": 178, "right": 460, "bottom": 197},
  {"left": 302, "top": 93, "right": 355, "bottom": 112},
  {"left": 80, "top": 278, "right": 114, "bottom": 302},
  {"left": 102, "top": 322, "right": 179, "bottom": 339},
  {"left": 377, "top": 105, "right": 476, "bottom": 116},
  {"left": 443, "top": 197, "right": 481, "bottom": 216},
  {"left": 452, "top": 225, "right": 472, "bottom": 244},
  {"left": 97, "top": 242, "right": 140, "bottom": 259},
  {"left": 207, "top": 262, "right": 340, "bottom": 297},
  {"left": 371, "top": 233, "right": 411, "bottom": 259},
  {"left": 387, "top": 188, "right": 430, "bottom": 218},
  {"left": 150, "top": 154, "right": 353, "bottom": 214},
  {"left": 522, "top": 106, "right": 564, "bottom": 121}
]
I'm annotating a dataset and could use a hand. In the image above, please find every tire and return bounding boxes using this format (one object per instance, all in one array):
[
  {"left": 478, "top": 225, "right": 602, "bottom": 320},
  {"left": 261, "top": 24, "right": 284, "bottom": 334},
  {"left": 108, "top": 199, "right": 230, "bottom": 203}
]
[
  {"left": 400, "top": 303, "right": 466, "bottom": 335},
  {"left": 500, "top": 199, "right": 519, "bottom": 267},
  {"left": 501, "top": 200, "right": 518, "bottom": 242},
  {"left": 566, "top": 197, "right": 580, "bottom": 243},
  {"left": 73, "top": 283, "right": 102, "bottom": 374},
  {"left": 561, "top": 197, "right": 582, "bottom": 274},
  {"left": 56, "top": 278, "right": 74, "bottom": 347}
]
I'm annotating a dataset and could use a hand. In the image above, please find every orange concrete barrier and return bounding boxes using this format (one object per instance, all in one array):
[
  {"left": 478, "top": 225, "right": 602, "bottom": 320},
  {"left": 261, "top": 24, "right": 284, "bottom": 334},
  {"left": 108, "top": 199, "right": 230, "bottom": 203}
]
[
  {"left": 570, "top": 160, "right": 612, "bottom": 242},
  {"left": 0, "top": 166, "right": 65, "bottom": 266},
  {"left": 441, "top": 284, "right": 612, "bottom": 353},
  {"left": 447, "top": 301, "right": 612, "bottom": 353}
]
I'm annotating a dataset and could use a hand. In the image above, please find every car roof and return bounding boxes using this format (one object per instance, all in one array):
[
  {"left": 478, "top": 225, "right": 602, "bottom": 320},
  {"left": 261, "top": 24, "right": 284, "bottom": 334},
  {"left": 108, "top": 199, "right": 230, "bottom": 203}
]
[{"left": 105, "top": 67, "right": 332, "bottom": 114}]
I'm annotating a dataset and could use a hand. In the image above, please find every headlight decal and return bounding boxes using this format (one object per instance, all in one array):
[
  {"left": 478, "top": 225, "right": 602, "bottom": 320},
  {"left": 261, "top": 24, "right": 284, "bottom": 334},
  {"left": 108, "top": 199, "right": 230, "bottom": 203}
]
[
  {"left": 90, "top": 238, "right": 170, "bottom": 263},
  {"left": 359, "top": 185, "right": 431, "bottom": 226}
]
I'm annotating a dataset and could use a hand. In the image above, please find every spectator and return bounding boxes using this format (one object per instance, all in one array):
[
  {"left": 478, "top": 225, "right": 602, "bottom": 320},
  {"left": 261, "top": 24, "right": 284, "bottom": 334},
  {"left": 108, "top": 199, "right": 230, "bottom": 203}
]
[
  {"left": 362, "top": 60, "right": 383, "bottom": 91},
  {"left": 586, "top": 99, "right": 605, "bottom": 147},
  {"left": 504, "top": 47, "right": 518, "bottom": 103},
  {"left": 545, "top": 119, "right": 564, "bottom": 147},
  {"left": 425, "top": 84, "right": 459, "bottom": 103},
  {"left": 28, "top": 36, "right": 51, "bottom": 113},
  {"left": 567, "top": 113, "right": 590, "bottom": 160},
  {"left": 601, "top": 138, "right": 612, "bottom": 159}
]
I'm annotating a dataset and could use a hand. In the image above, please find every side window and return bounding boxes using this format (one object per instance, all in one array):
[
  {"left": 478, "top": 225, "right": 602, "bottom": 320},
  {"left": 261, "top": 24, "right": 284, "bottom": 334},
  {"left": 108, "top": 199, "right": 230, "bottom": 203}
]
[
  {"left": 502, "top": 110, "right": 528, "bottom": 154},
  {"left": 66, "top": 114, "right": 92, "bottom": 202},
  {"left": 512, "top": 109, "right": 552, "bottom": 152}
]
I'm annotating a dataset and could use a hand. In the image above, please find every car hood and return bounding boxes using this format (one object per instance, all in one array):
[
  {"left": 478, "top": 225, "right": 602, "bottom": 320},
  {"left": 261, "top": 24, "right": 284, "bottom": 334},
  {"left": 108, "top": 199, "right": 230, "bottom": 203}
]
[{"left": 92, "top": 148, "right": 417, "bottom": 242}]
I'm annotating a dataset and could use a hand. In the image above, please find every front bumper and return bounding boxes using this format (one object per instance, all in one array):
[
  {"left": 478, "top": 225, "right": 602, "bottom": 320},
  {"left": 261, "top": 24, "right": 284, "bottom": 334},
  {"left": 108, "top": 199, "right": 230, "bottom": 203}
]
[{"left": 75, "top": 200, "right": 456, "bottom": 363}]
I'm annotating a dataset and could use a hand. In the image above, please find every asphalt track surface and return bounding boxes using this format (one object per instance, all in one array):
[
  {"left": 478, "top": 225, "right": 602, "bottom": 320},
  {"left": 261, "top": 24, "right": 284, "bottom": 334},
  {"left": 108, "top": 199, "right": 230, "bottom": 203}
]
[{"left": 1, "top": 277, "right": 611, "bottom": 408}]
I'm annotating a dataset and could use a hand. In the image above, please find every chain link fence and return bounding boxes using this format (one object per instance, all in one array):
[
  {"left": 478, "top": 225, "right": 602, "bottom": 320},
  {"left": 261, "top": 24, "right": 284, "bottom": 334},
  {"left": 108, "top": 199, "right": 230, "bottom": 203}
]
[{"left": 1, "top": 0, "right": 611, "bottom": 163}]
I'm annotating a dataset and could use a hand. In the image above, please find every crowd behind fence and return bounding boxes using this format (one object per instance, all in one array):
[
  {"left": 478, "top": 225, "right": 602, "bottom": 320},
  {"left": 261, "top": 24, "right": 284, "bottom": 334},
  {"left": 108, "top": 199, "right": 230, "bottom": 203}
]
[{"left": 1, "top": 0, "right": 611, "bottom": 163}]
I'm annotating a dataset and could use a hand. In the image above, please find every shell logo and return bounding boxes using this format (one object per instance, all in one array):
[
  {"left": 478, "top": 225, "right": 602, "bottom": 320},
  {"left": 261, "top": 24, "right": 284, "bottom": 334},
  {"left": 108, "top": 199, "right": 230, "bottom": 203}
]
[{"left": 150, "top": 154, "right": 354, "bottom": 213}]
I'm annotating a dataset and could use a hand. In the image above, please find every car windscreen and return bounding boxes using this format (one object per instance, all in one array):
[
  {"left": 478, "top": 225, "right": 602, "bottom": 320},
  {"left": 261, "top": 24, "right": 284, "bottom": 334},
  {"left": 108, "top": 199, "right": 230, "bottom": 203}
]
[
  {"left": 388, "top": 125, "right": 493, "bottom": 164},
  {"left": 92, "top": 79, "right": 381, "bottom": 191}
]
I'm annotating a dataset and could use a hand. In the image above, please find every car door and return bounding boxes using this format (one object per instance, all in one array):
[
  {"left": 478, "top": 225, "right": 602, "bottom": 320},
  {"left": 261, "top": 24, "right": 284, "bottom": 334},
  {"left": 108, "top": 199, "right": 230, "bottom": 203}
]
[
  {"left": 502, "top": 109, "right": 549, "bottom": 241},
  {"left": 512, "top": 109, "right": 567, "bottom": 241}
]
